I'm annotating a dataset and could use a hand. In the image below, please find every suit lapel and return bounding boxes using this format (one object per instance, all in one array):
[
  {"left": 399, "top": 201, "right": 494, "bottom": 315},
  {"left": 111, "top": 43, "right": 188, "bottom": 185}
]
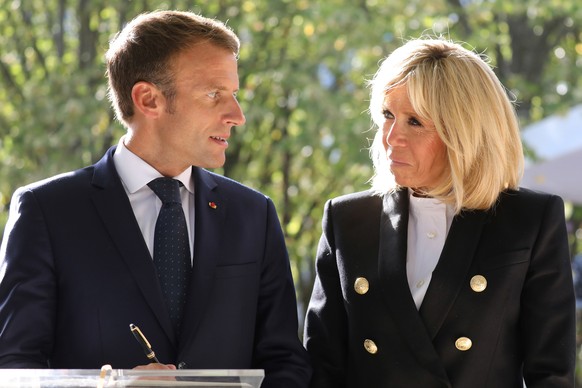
[
  {"left": 179, "top": 168, "right": 225, "bottom": 348},
  {"left": 378, "top": 189, "right": 450, "bottom": 385},
  {"left": 90, "top": 147, "right": 175, "bottom": 343},
  {"left": 419, "top": 209, "right": 488, "bottom": 339}
]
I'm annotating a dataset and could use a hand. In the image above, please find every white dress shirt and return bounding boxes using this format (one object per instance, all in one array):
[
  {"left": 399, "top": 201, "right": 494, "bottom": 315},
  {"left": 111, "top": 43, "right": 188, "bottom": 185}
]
[
  {"left": 406, "top": 190, "right": 454, "bottom": 309},
  {"left": 113, "top": 138, "right": 195, "bottom": 262}
]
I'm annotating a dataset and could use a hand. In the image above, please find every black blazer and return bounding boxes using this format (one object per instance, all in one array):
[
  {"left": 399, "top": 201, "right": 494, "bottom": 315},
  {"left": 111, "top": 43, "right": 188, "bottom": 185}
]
[
  {"left": 0, "top": 146, "right": 311, "bottom": 387},
  {"left": 304, "top": 188, "right": 575, "bottom": 387}
]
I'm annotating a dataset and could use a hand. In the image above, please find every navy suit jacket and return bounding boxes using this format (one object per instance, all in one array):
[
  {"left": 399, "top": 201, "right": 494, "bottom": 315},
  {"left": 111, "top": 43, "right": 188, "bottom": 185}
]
[
  {"left": 0, "top": 146, "right": 311, "bottom": 387},
  {"left": 304, "top": 189, "right": 575, "bottom": 388}
]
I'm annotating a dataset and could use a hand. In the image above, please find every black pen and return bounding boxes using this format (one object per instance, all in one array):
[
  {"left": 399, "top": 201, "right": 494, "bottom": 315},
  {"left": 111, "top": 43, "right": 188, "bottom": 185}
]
[{"left": 129, "top": 323, "right": 161, "bottom": 363}]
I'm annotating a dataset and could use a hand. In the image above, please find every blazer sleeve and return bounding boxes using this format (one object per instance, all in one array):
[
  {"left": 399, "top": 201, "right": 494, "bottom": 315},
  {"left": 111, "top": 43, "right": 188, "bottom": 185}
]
[
  {"left": 303, "top": 199, "right": 348, "bottom": 388},
  {"left": 252, "top": 197, "right": 312, "bottom": 388},
  {"left": 520, "top": 195, "right": 576, "bottom": 387},
  {"left": 0, "top": 187, "right": 56, "bottom": 367}
]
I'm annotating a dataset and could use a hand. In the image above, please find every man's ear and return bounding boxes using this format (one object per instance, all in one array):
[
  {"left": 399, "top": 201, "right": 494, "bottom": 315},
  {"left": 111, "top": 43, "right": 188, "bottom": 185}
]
[{"left": 131, "top": 81, "right": 165, "bottom": 118}]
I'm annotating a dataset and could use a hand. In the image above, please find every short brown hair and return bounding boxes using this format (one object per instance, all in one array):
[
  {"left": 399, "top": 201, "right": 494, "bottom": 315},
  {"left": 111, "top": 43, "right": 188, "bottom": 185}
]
[{"left": 106, "top": 11, "right": 240, "bottom": 125}]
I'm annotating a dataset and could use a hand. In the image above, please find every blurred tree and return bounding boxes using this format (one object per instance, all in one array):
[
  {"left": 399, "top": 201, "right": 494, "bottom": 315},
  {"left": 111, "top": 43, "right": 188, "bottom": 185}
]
[
  {"left": 445, "top": 0, "right": 582, "bottom": 121},
  {"left": 0, "top": 0, "right": 581, "bottom": 333}
]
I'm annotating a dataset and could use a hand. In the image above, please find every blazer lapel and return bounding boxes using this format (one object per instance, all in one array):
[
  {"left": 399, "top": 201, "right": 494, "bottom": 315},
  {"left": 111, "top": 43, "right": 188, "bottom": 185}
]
[
  {"left": 378, "top": 189, "right": 451, "bottom": 385},
  {"left": 179, "top": 168, "right": 225, "bottom": 347},
  {"left": 419, "top": 209, "right": 488, "bottom": 339},
  {"left": 90, "top": 147, "right": 175, "bottom": 343}
]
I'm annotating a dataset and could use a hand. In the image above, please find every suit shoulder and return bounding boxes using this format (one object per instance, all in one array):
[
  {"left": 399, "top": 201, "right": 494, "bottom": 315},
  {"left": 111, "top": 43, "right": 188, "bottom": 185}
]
[
  {"left": 328, "top": 190, "right": 381, "bottom": 210},
  {"left": 15, "top": 165, "right": 94, "bottom": 197},
  {"left": 203, "top": 170, "right": 269, "bottom": 202},
  {"left": 485, "top": 187, "right": 565, "bottom": 227},
  {"left": 498, "top": 187, "right": 564, "bottom": 208},
  {"left": 324, "top": 190, "right": 382, "bottom": 226}
]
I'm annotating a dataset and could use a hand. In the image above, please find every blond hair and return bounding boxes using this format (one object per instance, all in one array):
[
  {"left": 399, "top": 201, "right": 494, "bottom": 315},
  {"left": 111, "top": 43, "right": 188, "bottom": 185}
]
[{"left": 368, "top": 38, "right": 523, "bottom": 213}]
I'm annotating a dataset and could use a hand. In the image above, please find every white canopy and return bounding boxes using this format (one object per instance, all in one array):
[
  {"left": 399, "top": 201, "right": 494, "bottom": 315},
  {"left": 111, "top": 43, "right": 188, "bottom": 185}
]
[
  {"left": 520, "top": 147, "right": 582, "bottom": 204},
  {"left": 520, "top": 105, "right": 582, "bottom": 205}
]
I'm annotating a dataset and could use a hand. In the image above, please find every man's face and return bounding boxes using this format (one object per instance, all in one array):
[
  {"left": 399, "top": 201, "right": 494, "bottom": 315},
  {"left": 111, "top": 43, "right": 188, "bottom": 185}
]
[{"left": 154, "top": 42, "right": 245, "bottom": 172}]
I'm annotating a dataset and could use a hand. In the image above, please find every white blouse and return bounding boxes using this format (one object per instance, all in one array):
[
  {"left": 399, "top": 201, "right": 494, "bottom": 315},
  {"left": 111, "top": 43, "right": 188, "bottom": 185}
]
[{"left": 406, "top": 190, "right": 454, "bottom": 309}]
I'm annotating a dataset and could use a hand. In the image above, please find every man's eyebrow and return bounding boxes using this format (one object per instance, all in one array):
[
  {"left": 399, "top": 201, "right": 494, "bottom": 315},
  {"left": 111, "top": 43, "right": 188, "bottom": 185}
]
[{"left": 201, "top": 84, "right": 239, "bottom": 92}]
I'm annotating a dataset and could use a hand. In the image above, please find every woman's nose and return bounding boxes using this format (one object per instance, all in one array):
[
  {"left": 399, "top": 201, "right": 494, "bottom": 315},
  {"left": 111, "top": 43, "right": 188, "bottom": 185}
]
[{"left": 385, "top": 121, "right": 405, "bottom": 147}]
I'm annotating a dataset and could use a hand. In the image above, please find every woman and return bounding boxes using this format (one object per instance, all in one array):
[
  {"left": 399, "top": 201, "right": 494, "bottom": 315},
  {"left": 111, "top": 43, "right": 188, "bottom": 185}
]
[{"left": 304, "top": 37, "right": 575, "bottom": 387}]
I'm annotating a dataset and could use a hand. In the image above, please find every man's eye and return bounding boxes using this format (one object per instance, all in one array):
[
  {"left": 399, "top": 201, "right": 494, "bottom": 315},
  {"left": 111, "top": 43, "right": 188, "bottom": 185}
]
[{"left": 207, "top": 91, "right": 219, "bottom": 99}]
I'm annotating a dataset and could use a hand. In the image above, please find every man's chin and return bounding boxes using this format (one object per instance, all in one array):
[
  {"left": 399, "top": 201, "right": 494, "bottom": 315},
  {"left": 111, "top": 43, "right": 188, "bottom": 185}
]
[{"left": 198, "top": 159, "right": 226, "bottom": 170}]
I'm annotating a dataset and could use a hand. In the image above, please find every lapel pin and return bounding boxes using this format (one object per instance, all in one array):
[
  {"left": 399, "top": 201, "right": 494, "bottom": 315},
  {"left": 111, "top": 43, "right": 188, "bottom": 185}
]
[{"left": 208, "top": 201, "right": 218, "bottom": 209}]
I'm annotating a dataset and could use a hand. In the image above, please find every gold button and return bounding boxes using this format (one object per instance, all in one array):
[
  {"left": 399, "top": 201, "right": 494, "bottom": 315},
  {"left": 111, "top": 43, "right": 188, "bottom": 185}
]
[
  {"left": 455, "top": 337, "right": 472, "bottom": 351},
  {"left": 363, "top": 339, "right": 378, "bottom": 354},
  {"left": 470, "top": 275, "right": 487, "bottom": 292},
  {"left": 354, "top": 277, "right": 369, "bottom": 295}
]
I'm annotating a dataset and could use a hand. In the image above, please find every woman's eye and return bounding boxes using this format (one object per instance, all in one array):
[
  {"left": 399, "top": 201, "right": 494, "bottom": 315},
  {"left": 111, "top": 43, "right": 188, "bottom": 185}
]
[
  {"left": 382, "top": 109, "right": 393, "bottom": 119},
  {"left": 409, "top": 117, "right": 421, "bottom": 126}
]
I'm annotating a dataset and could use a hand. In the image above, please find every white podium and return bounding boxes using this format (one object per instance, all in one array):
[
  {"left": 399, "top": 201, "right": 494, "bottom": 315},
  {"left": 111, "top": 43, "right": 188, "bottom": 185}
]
[{"left": 0, "top": 368, "right": 264, "bottom": 387}]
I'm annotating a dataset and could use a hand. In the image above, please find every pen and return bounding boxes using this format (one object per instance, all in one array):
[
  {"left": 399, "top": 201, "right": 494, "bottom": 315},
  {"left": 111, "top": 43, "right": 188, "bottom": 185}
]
[{"left": 129, "top": 323, "right": 161, "bottom": 363}]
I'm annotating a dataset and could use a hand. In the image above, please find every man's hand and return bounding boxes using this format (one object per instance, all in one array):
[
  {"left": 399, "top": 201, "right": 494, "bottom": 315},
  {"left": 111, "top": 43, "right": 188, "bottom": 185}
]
[{"left": 133, "top": 363, "right": 177, "bottom": 370}]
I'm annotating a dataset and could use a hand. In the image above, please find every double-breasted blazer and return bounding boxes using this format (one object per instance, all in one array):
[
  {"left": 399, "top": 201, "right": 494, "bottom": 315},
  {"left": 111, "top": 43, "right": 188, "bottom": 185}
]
[
  {"left": 304, "top": 188, "right": 575, "bottom": 387},
  {"left": 0, "top": 146, "right": 311, "bottom": 387}
]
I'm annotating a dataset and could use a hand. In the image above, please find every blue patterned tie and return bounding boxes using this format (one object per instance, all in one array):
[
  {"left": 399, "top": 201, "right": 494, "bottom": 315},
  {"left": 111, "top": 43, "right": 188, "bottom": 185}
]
[{"left": 148, "top": 178, "right": 191, "bottom": 335}]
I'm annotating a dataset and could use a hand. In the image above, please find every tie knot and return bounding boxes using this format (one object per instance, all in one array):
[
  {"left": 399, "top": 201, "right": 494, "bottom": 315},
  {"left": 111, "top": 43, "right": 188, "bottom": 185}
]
[{"left": 148, "top": 178, "right": 182, "bottom": 204}]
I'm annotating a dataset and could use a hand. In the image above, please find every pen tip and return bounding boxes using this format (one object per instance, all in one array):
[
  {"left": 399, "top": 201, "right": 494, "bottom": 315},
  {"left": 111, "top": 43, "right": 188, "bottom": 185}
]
[{"left": 129, "top": 323, "right": 135, "bottom": 329}]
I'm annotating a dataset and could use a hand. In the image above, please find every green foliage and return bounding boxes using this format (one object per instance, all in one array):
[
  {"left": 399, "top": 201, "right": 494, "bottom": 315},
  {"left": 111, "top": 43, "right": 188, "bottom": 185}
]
[{"left": 0, "top": 0, "right": 581, "bottom": 339}]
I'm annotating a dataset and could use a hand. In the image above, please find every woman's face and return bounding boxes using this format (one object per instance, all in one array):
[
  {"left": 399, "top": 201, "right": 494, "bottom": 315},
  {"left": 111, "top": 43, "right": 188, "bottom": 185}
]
[{"left": 380, "top": 84, "right": 449, "bottom": 191}]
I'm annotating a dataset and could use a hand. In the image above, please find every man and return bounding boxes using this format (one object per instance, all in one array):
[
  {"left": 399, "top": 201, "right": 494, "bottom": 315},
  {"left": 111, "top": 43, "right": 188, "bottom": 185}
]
[{"left": 0, "top": 10, "right": 311, "bottom": 387}]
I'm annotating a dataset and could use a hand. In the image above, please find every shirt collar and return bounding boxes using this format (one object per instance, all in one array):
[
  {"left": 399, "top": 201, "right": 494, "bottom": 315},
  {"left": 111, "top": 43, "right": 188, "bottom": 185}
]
[
  {"left": 407, "top": 188, "right": 455, "bottom": 230},
  {"left": 113, "top": 137, "right": 194, "bottom": 194}
]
